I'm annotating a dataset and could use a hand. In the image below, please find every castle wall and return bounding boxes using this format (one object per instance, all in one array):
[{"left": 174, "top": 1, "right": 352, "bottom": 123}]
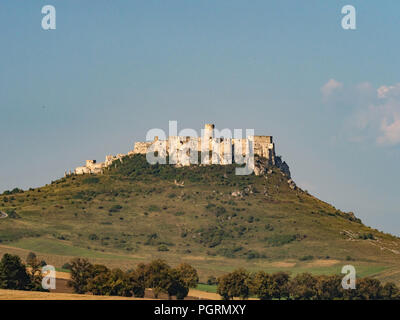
[{"left": 74, "top": 124, "right": 276, "bottom": 174}]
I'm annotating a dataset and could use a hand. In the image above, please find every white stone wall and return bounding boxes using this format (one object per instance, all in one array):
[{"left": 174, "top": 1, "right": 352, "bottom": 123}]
[{"left": 74, "top": 123, "right": 276, "bottom": 174}]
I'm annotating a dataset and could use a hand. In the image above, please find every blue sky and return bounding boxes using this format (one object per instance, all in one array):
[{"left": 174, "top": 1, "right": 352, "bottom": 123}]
[{"left": 0, "top": 1, "right": 399, "bottom": 234}]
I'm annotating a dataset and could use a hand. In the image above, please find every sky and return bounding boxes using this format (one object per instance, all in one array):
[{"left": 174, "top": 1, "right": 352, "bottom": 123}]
[{"left": 0, "top": 1, "right": 399, "bottom": 234}]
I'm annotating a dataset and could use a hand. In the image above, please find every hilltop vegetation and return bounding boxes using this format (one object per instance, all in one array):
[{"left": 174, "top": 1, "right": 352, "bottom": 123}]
[{"left": 0, "top": 154, "right": 400, "bottom": 284}]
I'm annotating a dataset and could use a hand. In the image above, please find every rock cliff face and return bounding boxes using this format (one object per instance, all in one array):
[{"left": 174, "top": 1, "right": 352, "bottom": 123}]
[
  {"left": 254, "top": 156, "right": 291, "bottom": 178},
  {"left": 254, "top": 155, "right": 295, "bottom": 189}
]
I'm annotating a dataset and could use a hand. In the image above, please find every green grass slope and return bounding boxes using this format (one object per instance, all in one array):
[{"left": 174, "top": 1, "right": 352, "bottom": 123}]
[{"left": 1, "top": 154, "right": 400, "bottom": 283}]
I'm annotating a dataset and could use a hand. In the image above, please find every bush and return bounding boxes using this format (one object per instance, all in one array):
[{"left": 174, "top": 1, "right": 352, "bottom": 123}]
[
  {"left": 265, "top": 234, "right": 298, "bottom": 247},
  {"left": 158, "top": 245, "right": 169, "bottom": 252},
  {"left": 62, "top": 262, "right": 72, "bottom": 270},
  {"left": 109, "top": 205, "right": 123, "bottom": 213},
  {"left": 207, "top": 276, "right": 218, "bottom": 285},
  {"left": 82, "top": 177, "right": 100, "bottom": 184},
  {"left": 246, "top": 250, "right": 264, "bottom": 260},
  {"left": 148, "top": 205, "right": 160, "bottom": 212},
  {"left": 88, "top": 234, "right": 99, "bottom": 241},
  {"left": 299, "top": 255, "right": 314, "bottom": 261},
  {"left": 358, "top": 233, "right": 375, "bottom": 240},
  {"left": 6, "top": 209, "right": 20, "bottom": 219}
]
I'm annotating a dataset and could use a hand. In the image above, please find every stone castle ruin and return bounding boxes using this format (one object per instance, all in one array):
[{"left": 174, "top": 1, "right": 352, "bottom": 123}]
[{"left": 73, "top": 124, "right": 291, "bottom": 178}]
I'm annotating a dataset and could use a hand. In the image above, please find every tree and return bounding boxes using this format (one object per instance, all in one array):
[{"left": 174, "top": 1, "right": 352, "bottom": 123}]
[
  {"left": 67, "top": 258, "right": 93, "bottom": 294},
  {"left": 289, "top": 273, "right": 317, "bottom": 300},
  {"left": 167, "top": 269, "right": 189, "bottom": 300},
  {"left": 176, "top": 263, "right": 199, "bottom": 289},
  {"left": 0, "top": 254, "right": 31, "bottom": 290},
  {"left": 106, "top": 268, "right": 131, "bottom": 297},
  {"left": 166, "top": 263, "right": 199, "bottom": 300},
  {"left": 86, "top": 264, "right": 110, "bottom": 295},
  {"left": 354, "top": 277, "right": 383, "bottom": 300},
  {"left": 381, "top": 282, "right": 400, "bottom": 300},
  {"left": 26, "top": 254, "right": 46, "bottom": 292},
  {"left": 271, "top": 272, "right": 290, "bottom": 300},
  {"left": 126, "top": 265, "right": 146, "bottom": 298},
  {"left": 144, "top": 259, "right": 172, "bottom": 298},
  {"left": 315, "top": 275, "right": 343, "bottom": 300},
  {"left": 217, "top": 268, "right": 250, "bottom": 300},
  {"left": 26, "top": 252, "right": 37, "bottom": 267},
  {"left": 250, "top": 271, "right": 273, "bottom": 300}
]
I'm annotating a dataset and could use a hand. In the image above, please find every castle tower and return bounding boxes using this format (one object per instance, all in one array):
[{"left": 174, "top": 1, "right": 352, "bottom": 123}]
[{"left": 204, "top": 124, "right": 215, "bottom": 140}]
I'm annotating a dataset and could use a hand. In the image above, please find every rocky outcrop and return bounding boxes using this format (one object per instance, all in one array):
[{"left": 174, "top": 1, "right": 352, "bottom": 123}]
[
  {"left": 287, "top": 179, "right": 297, "bottom": 190},
  {"left": 274, "top": 155, "right": 291, "bottom": 178}
]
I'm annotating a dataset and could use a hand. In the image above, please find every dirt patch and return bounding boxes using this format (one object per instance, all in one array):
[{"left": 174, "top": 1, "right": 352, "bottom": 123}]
[
  {"left": 305, "top": 259, "right": 340, "bottom": 267},
  {"left": 55, "top": 271, "right": 71, "bottom": 280},
  {"left": 188, "top": 289, "right": 220, "bottom": 300},
  {"left": 270, "top": 261, "right": 296, "bottom": 268}
]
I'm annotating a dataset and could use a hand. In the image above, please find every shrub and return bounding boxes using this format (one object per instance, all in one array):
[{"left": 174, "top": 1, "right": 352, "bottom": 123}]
[
  {"left": 109, "top": 205, "right": 123, "bottom": 213},
  {"left": 358, "top": 233, "right": 375, "bottom": 240},
  {"left": 6, "top": 209, "right": 20, "bottom": 219},
  {"left": 265, "top": 234, "right": 298, "bottom": 247},
  {"left": 299, "top": 255, "right": 314, "bottom": 261},
  {"left": 158, "top": 245, "right": 169, "bottom": 252},
  {"left": 148, "top": 205, "right": 160, "bottom": 212},
  {"left": 62, "top": 262, "right": 72, "bottom": 270},
  {"left": 246, "top": 250, "right": 264, "bottom": 260},
  {"left": 82, "top": 177, "right": 100, "bottom": 184},
  {"left": 207, "top": 276, "right": 218, "bottom": 285},
  {"left": 88, "top": 234, "right": 99, "bottom": 241}
]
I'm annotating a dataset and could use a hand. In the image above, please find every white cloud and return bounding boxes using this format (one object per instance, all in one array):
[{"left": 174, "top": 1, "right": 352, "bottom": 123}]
[
  {"left": 323, "top": 80, "right": 400, "bottom": 146},
  {"left": 377, "top": 83, "right": 400, "bottom": 99},
  {"left": 321, "top": 79, "right": 343, "bottom": 99},
  {"left": 377, "top": 110, "right": 400, "bottom": 146}
]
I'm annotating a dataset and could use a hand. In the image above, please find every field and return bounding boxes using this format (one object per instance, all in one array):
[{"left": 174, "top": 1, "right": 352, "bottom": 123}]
[
  {"left": 0, "top": 289, "right": 144, "bottom": 300},
  {"left": 1, "top": 154, "right": 400, "bottom": 285}
]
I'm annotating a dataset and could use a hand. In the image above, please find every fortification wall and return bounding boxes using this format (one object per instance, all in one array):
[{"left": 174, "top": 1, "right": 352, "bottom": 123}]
[{"left": 74, "top": 123, "right": 276, "bottom": 174}]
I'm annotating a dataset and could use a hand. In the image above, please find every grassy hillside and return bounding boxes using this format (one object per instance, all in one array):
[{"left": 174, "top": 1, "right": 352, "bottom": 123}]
[{"left": 1, "top": 154, "right": 400, "bottom": 283}]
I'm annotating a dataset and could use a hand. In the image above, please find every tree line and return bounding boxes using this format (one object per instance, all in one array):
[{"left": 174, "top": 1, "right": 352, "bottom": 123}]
[
  {"left": 217, "top": 268, "right": 400, "bottom": 300},
  {"left": 1, "top": 253, "right": 399, "bottom": 300},
  {"left": 67, "top": 258, "right": 199, "bottom": 299}
]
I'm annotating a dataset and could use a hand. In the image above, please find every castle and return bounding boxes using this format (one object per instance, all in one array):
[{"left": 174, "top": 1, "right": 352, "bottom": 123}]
[{"left": 73, "top": 124, "right": 288, "bottom": 176}]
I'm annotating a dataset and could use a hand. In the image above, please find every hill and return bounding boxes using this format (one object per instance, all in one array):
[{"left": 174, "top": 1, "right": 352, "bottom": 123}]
[{"left": 1, "top": 154, "right": 400, "bottom": 284}]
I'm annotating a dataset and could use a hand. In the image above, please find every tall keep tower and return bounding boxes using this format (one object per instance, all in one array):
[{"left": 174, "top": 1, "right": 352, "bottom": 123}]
[{"left": 204, "top": 124, "right": 215, "bottom": 140}]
